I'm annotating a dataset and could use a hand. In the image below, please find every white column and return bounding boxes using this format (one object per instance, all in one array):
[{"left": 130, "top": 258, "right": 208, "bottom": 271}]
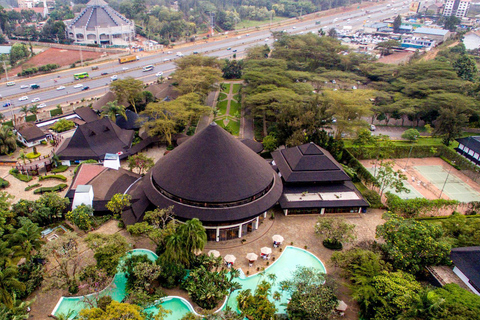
[
  {"left": 320, "top": 208, "right": 325, "bottom": 215},
  {"left": 216, "top": 228, "right": 220, "bottom": 242},
  {"left": 358, "top": 207, "right": 362, "bottom": 213},
  {"left": 284, "top": 209, "right": 288, "bottom": 216},
  {"left": 255, "top": 217, "right": 259, "bottom": 229},
  {"left": 238, "top": 225, "right": 242, "bottom": 238},
  {"left": 263, "top": 211, "right": 267, "bottom": 218}
]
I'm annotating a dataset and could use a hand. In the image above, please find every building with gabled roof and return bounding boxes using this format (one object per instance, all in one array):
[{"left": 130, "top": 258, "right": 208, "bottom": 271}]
[
  {"left": 123, "top": 123, "right": 283, "bottom": 241},
  {"left": 456, "top": 136, "right": 480, "bottom": 166},
  {"left": 66, "top": 0, "right": 135, "bottom": 45},
  {"left": 451, "top": 246, "right": 480, "bottom": 295},
  {"left": 74, "top": 106, "right": 100, "bottom": 123},
  {"left": 272, "top": 143, "right": 368, "bottom": 215},
  {"left": 56, "top": 117, "right": 134, "bottom": 163},
  {"left": 14, "top": 123, "right": 47, "bottom": 147}
]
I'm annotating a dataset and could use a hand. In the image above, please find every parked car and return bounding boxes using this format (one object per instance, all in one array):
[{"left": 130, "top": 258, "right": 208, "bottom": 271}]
[{"left": 370, "top": 124, "right": 376, "bottom": 131}]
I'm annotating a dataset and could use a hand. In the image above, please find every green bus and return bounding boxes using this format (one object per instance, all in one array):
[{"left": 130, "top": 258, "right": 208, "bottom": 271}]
[{"left": 74, "top": 72, "right": 89, "bottom": 80}]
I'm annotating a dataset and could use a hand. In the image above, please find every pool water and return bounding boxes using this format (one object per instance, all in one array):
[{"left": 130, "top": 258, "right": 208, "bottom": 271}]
[
  {"left": 225, "top": 246, "right": 326, "bottom": 314},
  {"left": 52, "top": 247, "right": 326, "bottom": 318}
]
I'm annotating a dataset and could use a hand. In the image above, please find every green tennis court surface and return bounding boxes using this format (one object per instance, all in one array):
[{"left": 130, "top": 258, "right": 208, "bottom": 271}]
[
  {"left": 367, "top": 167, "right": 424, "bottom": 199},
  {"left": 415, "top": 165, "right": 480, "bottom": 203}
]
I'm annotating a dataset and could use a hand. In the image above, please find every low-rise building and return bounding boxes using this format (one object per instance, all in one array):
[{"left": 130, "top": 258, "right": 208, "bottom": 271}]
[
  {"left": 413, "top": 27, "right": 451, "bottom": 43},
  {"left": 14, "top": 123, "right": 47, "bottom": 147},
  {"left": 455, "top": 136, "right": 480, "bottom": 166},
  {"left": 450, "top": 246, "right": 480, "bottom": 295}
]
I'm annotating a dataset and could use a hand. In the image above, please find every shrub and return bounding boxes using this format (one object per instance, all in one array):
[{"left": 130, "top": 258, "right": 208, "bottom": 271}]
[
  {"left": 0, "top": 178, "right": 9, "bottom": 188},
  {"left": 51, "top": 119, "right": 75, "bottom": 133},
  {"left": 52, "top": 165, "right": 69, "bottom": 173},
  {"left": 39, "top": 175, "right": 67, "bottom": 182},
  {"left": 33, "top": 184, "right": 68, "bottom": 194},
  {"left": 50, "top": 108, "right": 63, "bottom": 117},
  {"left": 25, "top": 183, "right": 40, "bottom": 191},
  {"left": 363, "top": 189, "right": 383, "bottom": 208},
  {"left": 40, "top": 140, "right": 47, "bottom": 145},
  {"left": 25, "top": 152, "right": 41, "bottom": 159},
  {"left": 9, "top": 169, "right": 33, "bottom": 182},
  {"left": 66, "top": 204, "right": 94, "bottom": 231},
  {"left": 323, "top": 239, "right": 343, "bottom": 250},
  {"left": 386, "top": 192, "right": 459, "bottom": 217},
  {"left": 440, "top": 156, "right": 462, "bottom": 170}
]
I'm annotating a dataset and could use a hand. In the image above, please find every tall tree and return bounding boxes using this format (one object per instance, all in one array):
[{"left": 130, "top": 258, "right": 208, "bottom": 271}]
[
  {"left": 101, "top": 100, "right": 127, "bottom": 121},
  {"left": 0, "top": 126, "right": 17, "bottom": 155},
  {"left": 393, "top": 15, "right": 402, "bottom": 33},
  {"left": 110, "top": 77, "right": 144, "bottom": 114},
  {"left": 0, "top": 266, "right": 25, "bottom": 308},
  {"left": 452, "top": 54, "right": 478, "bottom": 82},
  {"left": 178, "top": 218, "right": 207, "bottom": 258},
  {"left": 434, "top": 106, "right": 468, "bottom": 146}
]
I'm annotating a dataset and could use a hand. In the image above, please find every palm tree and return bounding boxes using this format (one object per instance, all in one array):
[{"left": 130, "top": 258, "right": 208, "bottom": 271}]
[
  {"left": 398, "top": 289, "right": 445, "bottom": 320},
  {"left": 179, "top": 218, "right": 207, "bottom": 258},
  {"left": 163, "top": 232, "right": 188, "bottom": 266},
  {"left": 101, "top": 100, "right": 127, "bottom": 121},
  {"left": 29, "top": 105, "right": 39, "bottom": 117},
  {"left": 0, "top": 241, "right": 13, "bottom": 268},
  {"left": 6, "top": 220, "right": 42, "bottom": 261},
  {"left": 0, "top": 126, "right": 17, "bottom": 155},
  {"left": 19, "top": 106, "right": 29, "bottom": 120},
  {"left": 0, "top": 266, "right": 26, "bottom": 308}
]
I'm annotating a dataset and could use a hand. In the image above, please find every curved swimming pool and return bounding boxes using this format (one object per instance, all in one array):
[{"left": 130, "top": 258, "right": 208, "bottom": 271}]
[{"left": 52, "top": 247, "right": 326, "bottom": 318}]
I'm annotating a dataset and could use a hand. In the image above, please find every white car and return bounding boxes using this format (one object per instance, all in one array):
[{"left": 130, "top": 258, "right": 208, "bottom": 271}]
[
  {"left": 20, "top": 85, "right": 29, "bottom": 89},
  {"left": 56, "top": 86, "right": 66, "bottom": 90},
  {"left": 155, "top": 72, "right": 163, "bottom": 77},
  {"left": 37, "top": 103, "right": 47, "bottom": 109},
  {"left": 31, "top": 98, "right": 40, "bottom": 103},
  {"left": 122, "top": 67, "right": 129, "bottom": 71},
  {"left": 18, "top": 96, "right": 28, "bottom": 101},
  {"left": 163, "top": 58, "right": 170, "bottom": 61},
  {"left": 111, "top": 75, "right": 118, "bottom": 81},
  {"left": 74, "top": 84, "right": 83, "bottom": 88},
  {"left": 265, "top": 38, "right": 269, "bottom": 42}
]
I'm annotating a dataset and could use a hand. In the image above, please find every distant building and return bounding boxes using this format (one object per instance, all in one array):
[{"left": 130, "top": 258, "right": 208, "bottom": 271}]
[
  {"left": 450, "top": 246, "right": 480, "bottom": 295},
  {"left": 443, "top": 0, "right": 471, "bottom": 18},
  {"left": 66, "top": 0, "right": 135, "bottom": 46},
  {"left": 401, "top": 37, "right": 436, "bottom": 50},
  {"left": 463, "top": 31, "right": 480, "bottom": 50},
  {"left": 413, "top": 27, "right": 451, "bottom": 42}
]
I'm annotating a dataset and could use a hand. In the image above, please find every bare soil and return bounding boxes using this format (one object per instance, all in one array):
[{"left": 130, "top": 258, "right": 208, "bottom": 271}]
[{"left": 11, "top": 48, "right": 104, "bottom": 76}]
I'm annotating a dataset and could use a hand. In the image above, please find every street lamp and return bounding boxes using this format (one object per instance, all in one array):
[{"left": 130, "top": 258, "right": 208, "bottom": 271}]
[
  {"left": 404, "top": 135, "right": 418, "bottom": 170},
  {"left": 439, "top": 161, "right": 455, "bottom": 199}
]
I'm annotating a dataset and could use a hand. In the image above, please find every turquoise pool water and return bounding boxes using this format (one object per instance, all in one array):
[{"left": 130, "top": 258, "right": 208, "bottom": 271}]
[
  {"left": 52, "top": 247, "right": 326, "bottom": 318},
  {"left": 225, "top": 246, "right": 326, "bottom": 314}
]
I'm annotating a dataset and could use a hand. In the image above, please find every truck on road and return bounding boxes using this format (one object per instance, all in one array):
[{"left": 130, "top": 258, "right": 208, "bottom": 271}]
[{"left": 118, "top": 55, "right": 139, "bottom": 64}]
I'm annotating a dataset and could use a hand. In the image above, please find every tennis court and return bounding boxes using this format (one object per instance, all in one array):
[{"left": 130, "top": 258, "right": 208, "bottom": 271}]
[
  {"left": 415, "top": 166, "right": 480, "bottom": 203},
  {"left": 366, "top": 167, "right": 424, "bottom": 199}
]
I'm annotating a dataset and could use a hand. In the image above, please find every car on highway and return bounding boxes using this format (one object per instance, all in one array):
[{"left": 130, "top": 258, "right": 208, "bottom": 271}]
[
  {"left": 74, "top": 84, "right": 83, "bottom": 88},
  {"left": 56, "top": 86, "right": 66, "bottom": 90},
  {"left": 6, "top": 81, "right": 15, "bottom": 87},
  {"left": 3, "top": 102, "right": 11, "bottom": 108},
  {"left": 20, "top": 85, "right": 29, "bottom": 89},
  {"left": 227, "top": 47, "right": 231, "bottom": 50},
  {"left": 155, "top": 72, "right": 163, "bottom": 77},
  {"left": 30, "top": 84, "right": 40, "bottom": 89},
  {"left": 122, "top": 67, "right": 129, "bottom": 71},
  {"left": 370, "top": 124, "right": 376, "bottom": 131},
  {"left": 18, "top": 96, "right": 28, "bottom": 101},
  {"left": 111, "top": 75, "right": 118, "bottom": 81},
  {"left": 82, "top": 86, "right": 90, "bottom": 91},
  {"left": 233, "top": 49, "right": 237, "bottom": 52},
  {"left": 37, "top": 103, "right": 46, "bottom": 109},
  {"left": 101, "top": 72, "right": 108, "bottom": 75},
  {"left": 193, "top": 51, "right": 199, "bottom": 54},
  {"left": 167, "top": 51, "right": 172, "bottom": 54},
  {"left": 163, "top": 58, "right": 170, "bottom": 61},
  {"left": 265, "top": 38, "right": 269, "bottom": 42},
  {"left": 31, "top": 98, "right": 40, "bottom": 103}
]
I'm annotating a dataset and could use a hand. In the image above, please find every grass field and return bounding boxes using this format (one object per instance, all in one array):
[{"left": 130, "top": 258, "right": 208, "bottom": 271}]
[
  {"left": 235, "top": 17, "right": 287, "bottom": 29},
  {"left": 233, "top": 94, "right": 241, "bottom": 102},
  {"left": 227, "top": 120, "right": 240, "bottom": 135},
  {"left": 221, "top": 83, "right": 231, "bottom": 93},
  {"left": 230, "top": 100, "right": 241, "bottom": 116},
  {"left": 232, "top": 84, "right": 242, "bottom": 94},
  {"left": 217, "top": 100, "right": 228, "bottom": 115},
  {"left": 218, "top": 92, "right": 228, "bottom": 101}
]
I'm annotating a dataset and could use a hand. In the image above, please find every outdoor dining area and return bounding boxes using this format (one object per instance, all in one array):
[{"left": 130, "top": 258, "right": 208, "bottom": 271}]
[{"left": 209, "top": 234, "right": 285, "bottom": 269}]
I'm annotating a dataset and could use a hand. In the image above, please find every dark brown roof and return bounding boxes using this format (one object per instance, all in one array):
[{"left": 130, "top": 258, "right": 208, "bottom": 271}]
[
  {"left": 56, "top": 117, "right": 134, "bottom": 160},
  {"left": 272, "top": 143, "right": 350, "bottom": 183},
  {"left": 74, "top": 106, "right": 100, "bottom": 123},
  {"left": 241, "top": 139, "right": 264, "bottom": 154},
  {"left": 115, "top": 110, "right": 144, "bottom": 130},
  {"left": 450, "top": 246, "right": 480, "bottom": 292},
  {"left": 125, "top": 123, "right": 283, "bottom": 224},
  {"left": 15, "top": 123, "right": 46, "bottom": 142},
  {"left": 92, "top": 91, "right": 117, "bottom": 111}
]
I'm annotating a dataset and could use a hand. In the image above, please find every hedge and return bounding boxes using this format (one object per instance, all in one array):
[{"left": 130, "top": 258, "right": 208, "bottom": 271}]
[
  {"left": 25, "top": 152, "right": 41, "bottom": 159},
  {"left": 33, "top": 184, "right": 68, "bottom": 194},
  {"left": 440, "top": 156, "right": 461, "bottom": 170},
  {"left": 39, "top": 175, "right": 67, "bottom": 182},
  {"left": 25, "top": 183, "right": 41, "bottom": 191},
  {"left": 52, "top": 165, "right": 69, "bottom": 173},
  {"left": 341, "top": 149, "right": 378, "bottom": 187},
  {"left": 385, "top": 192, "right": 459, "bottom": 217},
  {"left": 9, "top": 169, "right": 33, "bottom": 182},
  {"left": 415, "top": 215, "right": 480, "bottom": 221},
  {"left": 0, "top": 178, "right": 9, "bottom": 188},
  {"left": 50, "top": 108, "right": 63, "bottom": 117}
]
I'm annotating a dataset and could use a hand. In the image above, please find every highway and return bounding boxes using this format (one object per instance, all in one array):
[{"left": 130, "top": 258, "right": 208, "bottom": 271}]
[{"left": 0, "top": 0, "right": 426, "bottom": 117}]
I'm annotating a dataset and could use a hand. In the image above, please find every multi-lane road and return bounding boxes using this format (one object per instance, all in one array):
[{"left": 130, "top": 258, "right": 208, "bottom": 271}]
[{"left": 0, "top": 0, "right": 425, "bottom": 117}]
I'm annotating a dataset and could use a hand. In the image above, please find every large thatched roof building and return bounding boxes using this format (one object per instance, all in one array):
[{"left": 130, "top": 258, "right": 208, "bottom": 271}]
[{"left": 123, "top": 123, "right": 283, "bottom": 241}]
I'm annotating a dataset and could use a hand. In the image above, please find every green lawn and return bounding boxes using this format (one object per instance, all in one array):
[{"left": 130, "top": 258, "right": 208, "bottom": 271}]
[
  {"left": 221, "top": 83, "right": 231, "bottom": 93},
  {"left": 235, "top": 17, "right": 287, "bottom": 29},
  {"left": 215, "top": 119, "right": 224, "bottom": 127},
  {"left": 232, "top": 84, "right": 242, "bottom": 94},
  {"left": 218, "top": 92, "right": 228, "bottom": 101},
  {"left": 233, "top": 94, "right": 241, "bottom": 102},
  {"left": 229, "top": 100, "right": 241, "bottom": 117},
  {"left": 217, "top": 100, "right": 228, "bottom": 115},
  {"left": 227, "top": 120, "right": 240, "bottom": 136}
]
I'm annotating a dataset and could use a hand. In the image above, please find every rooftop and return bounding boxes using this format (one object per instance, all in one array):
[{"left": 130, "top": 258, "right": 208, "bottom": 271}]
[{"left": 414, "top": 27, "right": 450, "bottom": 36}]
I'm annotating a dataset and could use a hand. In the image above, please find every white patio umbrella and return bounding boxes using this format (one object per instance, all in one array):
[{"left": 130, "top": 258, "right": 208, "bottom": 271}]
[
  {"left": 272, "top": 235, "right": 284, "bottom": 243},
  {"left": 208, "top": 250, "right": 220, "bottom": 258},
  {"left": 246, "top": 252, "right": 258, "bottom": 261},
  {"left": 224, "top": 254, "right": 236, "bottom": 263},
  {"left": 261, "top": 247, "right": 272, "bottom": 255}
]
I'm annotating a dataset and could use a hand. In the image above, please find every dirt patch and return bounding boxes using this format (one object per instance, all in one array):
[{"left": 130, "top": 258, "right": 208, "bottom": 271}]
[
  {"left": 377, "top": 51, "right": 414, "bottom": 65},
  {"left": 11, "top": 48, "right": 104, "bottom": 76},
  {"left": 421, "top": 41, "right": 459, "bottom": 61}
]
